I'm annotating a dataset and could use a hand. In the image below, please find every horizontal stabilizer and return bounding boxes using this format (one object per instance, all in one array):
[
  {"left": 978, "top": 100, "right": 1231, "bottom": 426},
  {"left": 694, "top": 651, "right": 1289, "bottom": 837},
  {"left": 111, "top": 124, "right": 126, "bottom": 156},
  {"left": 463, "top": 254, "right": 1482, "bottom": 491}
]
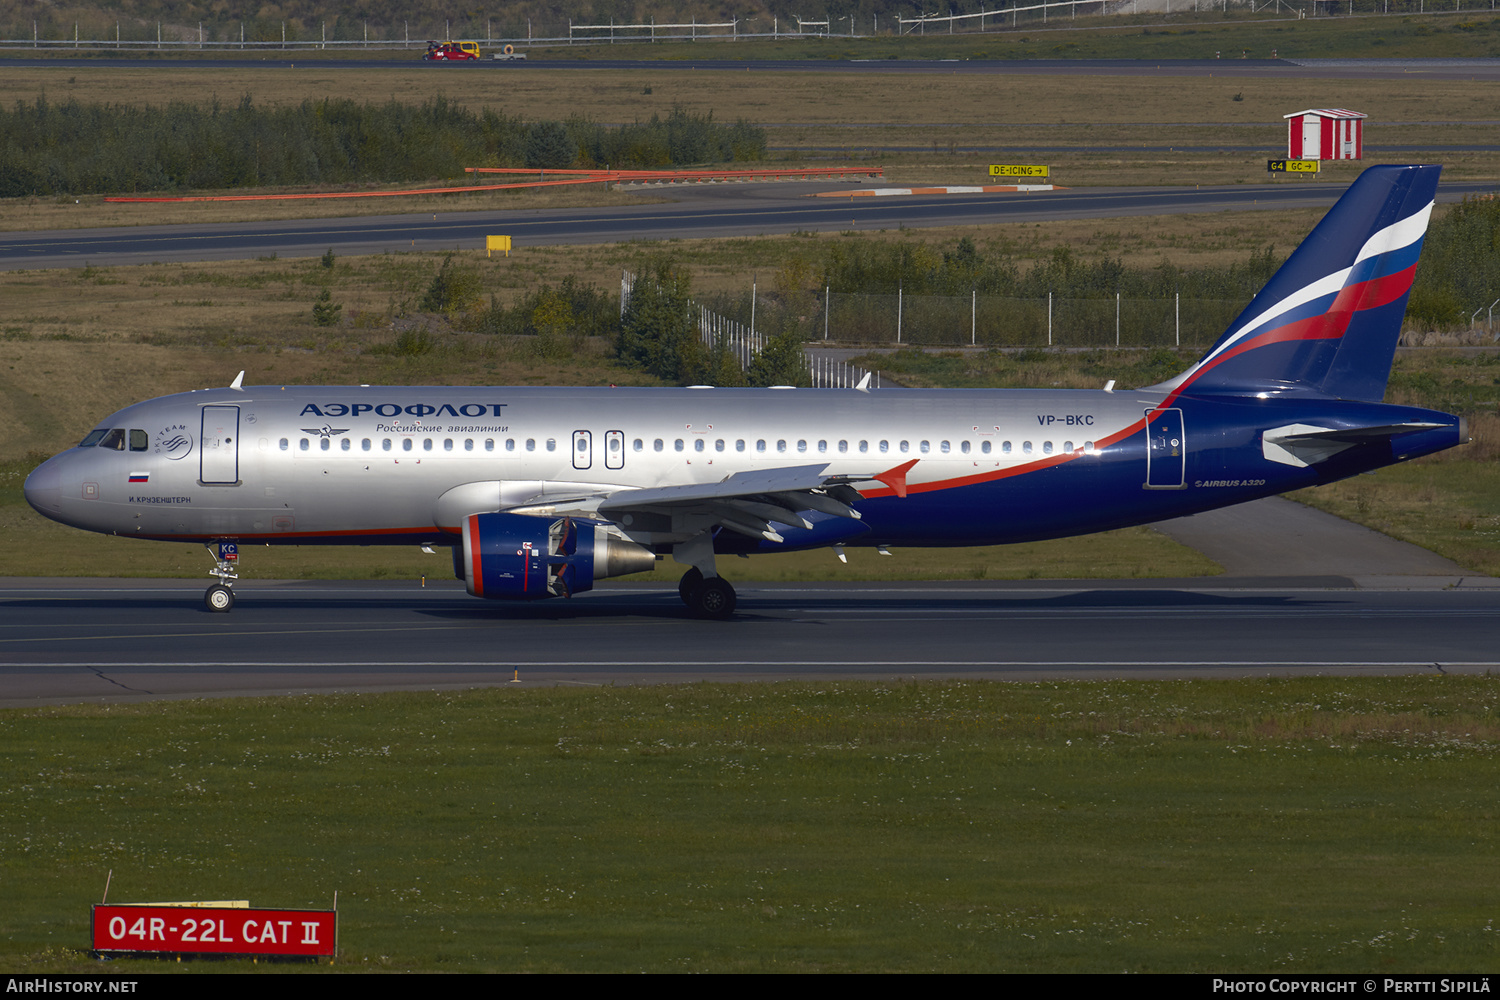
[{"left": 1262, "top": 421, "right": 1444, "bottom": 468}]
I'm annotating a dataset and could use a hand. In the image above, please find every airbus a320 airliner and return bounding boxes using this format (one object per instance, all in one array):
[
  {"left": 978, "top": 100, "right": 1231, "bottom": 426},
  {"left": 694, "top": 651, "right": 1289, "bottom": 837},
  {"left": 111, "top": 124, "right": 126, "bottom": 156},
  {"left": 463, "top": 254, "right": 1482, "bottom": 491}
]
[{"left": 24, "top": 165, "right": 1466, "bottom": 617}]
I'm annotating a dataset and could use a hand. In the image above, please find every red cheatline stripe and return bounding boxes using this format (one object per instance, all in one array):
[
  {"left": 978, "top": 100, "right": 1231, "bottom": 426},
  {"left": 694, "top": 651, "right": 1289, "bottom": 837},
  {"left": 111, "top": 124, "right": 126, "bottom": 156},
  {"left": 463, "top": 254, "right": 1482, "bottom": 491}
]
[
  {"left": 1159, "top": 261, "right": 1418, "bottom": 408},
  {"left": 857, "top": 417, "right": 1146, "bottom": 500}
]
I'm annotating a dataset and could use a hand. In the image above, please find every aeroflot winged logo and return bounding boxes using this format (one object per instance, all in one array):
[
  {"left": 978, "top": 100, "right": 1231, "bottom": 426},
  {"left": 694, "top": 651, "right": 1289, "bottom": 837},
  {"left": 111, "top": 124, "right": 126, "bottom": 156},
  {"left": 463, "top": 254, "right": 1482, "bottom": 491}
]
[{"left": 299, "top": 402, "right": 509, "bottom": 418}]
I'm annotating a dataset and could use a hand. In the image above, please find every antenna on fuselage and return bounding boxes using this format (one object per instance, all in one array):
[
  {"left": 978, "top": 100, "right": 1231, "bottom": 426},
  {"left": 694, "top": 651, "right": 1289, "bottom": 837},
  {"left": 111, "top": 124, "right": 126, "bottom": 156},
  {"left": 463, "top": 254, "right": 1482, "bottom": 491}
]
[{"left": 229, "top": 371, "right": 245, "bottom": 391}]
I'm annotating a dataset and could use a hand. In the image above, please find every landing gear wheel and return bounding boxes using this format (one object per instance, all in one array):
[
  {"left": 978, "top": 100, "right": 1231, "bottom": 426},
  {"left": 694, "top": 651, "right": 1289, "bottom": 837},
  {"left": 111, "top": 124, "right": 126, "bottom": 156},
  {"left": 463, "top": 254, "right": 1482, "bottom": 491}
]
[
  {"left": 204, "top": 583, "right": 234, "bottom": 613},
  {"left": 688, "top": 577, "right": 736, "bottom": 619},
  {"left": 678, "top": 567, "right": 704, "bottom": 605}
]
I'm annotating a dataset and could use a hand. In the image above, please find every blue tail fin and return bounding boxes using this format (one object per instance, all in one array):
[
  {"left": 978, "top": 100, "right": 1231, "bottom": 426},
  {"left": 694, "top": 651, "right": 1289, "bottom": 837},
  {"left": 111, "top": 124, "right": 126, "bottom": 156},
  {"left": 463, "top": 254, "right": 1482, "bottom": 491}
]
[{"left": 1156, "top": 164, "right": 1440, "bottom": 402}]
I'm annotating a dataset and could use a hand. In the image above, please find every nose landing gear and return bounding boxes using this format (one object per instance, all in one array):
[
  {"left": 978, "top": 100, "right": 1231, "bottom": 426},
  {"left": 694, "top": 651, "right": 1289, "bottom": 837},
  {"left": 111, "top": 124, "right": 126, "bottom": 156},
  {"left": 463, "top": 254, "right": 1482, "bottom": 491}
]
[
  {"left": 205, "top": 583, "right": 235, "bottom": 612},
  {"left": 204, "top": 540, "right": 239, "bottom": 613}
]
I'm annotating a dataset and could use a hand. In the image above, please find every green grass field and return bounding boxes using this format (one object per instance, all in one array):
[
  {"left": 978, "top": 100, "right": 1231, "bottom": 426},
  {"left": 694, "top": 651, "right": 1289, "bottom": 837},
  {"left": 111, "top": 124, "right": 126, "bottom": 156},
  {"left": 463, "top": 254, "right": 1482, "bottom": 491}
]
[{"left": 3, "top": 678, "right": 1497, "bottom": 972}]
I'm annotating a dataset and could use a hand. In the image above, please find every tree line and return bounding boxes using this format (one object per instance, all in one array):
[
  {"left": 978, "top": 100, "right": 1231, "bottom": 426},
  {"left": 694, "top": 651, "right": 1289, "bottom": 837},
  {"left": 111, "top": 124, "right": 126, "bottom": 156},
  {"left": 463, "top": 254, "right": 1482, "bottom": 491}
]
[
  {"left": 0, "top": 95, "right": 765, "bottom": 196},
  {"left": 1406, "top": 194, "right": 1500, "bottom": 327}
]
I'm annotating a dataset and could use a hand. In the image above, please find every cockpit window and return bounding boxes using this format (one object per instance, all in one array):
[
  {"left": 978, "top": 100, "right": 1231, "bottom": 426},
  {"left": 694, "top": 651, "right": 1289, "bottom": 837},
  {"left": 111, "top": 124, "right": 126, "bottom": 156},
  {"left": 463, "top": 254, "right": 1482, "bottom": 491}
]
[
  {"left": 129, "top": 429, "right": 148, "bottom": 451},
  {"left": 98, "top": 429, "right": 126, "bottom": 451},
  {"left": 79, "top": 429, "right": 108, "bottom": 448}
]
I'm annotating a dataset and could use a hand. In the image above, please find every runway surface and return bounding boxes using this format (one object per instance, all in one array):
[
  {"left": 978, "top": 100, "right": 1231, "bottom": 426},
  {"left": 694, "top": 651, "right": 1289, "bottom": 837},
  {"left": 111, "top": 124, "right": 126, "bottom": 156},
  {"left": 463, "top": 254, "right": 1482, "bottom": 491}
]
[
  {"left": 3, "top": 577, "right": 1499, "bottom": 706},
  {"left": 7, "top": 179, "right": 1499, "bottom": 270}
]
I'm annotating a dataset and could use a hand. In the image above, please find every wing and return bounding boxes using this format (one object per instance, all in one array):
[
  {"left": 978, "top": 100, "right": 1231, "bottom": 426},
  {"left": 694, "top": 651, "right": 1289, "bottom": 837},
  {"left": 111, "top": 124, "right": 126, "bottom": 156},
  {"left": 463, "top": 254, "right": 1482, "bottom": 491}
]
[{"left": 594, "top": 461, "right": 918, "bottom": 543}]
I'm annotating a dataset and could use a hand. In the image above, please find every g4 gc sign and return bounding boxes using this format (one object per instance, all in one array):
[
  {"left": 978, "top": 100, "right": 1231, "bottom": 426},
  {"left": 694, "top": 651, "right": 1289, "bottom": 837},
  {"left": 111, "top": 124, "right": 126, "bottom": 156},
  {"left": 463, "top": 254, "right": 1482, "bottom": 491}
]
[{"left": 92, "top": 904, "right": 337, "bottom": 958}]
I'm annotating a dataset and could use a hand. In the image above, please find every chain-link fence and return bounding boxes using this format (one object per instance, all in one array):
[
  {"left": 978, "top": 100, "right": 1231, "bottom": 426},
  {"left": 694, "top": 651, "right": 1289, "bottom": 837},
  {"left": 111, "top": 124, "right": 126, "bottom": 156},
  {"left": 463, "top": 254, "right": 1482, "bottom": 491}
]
[{"left": 821, "top": 291, "right": 1244, "bottom": 349}]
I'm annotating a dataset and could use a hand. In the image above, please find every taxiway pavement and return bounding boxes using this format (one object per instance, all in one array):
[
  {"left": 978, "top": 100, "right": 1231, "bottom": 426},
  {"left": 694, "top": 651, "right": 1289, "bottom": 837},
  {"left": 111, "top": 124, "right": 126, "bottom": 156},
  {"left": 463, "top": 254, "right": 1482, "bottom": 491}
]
[{"left": 8, "top": 179, "right": 1498, "bottom": 270}]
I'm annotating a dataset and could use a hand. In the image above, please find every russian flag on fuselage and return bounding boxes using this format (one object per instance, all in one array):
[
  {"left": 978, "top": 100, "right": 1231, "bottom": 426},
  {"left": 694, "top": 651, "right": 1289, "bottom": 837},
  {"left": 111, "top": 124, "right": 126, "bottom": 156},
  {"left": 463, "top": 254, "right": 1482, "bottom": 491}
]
[{"left": 1155, "top": 165, "right": 1441, "bottom": 404}]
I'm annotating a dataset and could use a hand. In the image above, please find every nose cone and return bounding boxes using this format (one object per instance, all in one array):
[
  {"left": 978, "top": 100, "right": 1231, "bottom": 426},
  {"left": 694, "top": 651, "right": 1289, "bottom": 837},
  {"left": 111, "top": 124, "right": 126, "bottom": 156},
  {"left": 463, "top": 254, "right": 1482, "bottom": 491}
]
[{"left": 23, "top": 456, "right": 63, "bottom": 520}]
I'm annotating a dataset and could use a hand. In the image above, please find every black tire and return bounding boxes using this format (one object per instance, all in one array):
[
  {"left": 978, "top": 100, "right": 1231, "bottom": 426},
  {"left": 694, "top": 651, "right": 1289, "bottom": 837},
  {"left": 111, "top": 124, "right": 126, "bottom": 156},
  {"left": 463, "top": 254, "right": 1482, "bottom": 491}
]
[
  {"left": 678, "top": 567, "right": 704, "bottom": 605},
  {"left": 689, "top": 577, "right": 736, "bottom": 619},
  {"left": 204, "top": 584, "right": 234, "bottom": 613}
]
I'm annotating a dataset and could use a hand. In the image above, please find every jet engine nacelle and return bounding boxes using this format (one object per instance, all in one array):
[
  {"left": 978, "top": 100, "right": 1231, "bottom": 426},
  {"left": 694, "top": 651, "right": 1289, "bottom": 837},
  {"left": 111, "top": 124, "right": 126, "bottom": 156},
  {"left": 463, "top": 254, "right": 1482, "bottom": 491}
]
[{"left": 458, "top": 512, "right": 656, "bottom": 600}]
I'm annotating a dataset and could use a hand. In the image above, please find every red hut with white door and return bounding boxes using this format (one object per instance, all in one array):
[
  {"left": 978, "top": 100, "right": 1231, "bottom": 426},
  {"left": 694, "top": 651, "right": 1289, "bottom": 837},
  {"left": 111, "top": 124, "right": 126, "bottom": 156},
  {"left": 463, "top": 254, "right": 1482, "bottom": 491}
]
[{"left": 1284, "top": 109, "right": 1366, "bottom": 160}]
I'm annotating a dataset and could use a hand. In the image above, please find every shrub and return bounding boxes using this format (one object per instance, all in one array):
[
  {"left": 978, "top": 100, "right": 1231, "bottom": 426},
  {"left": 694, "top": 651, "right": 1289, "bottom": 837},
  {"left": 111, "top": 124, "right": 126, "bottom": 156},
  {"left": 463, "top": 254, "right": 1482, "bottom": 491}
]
[{"left": 419, "top": 255, "right": 482, "bottom": 315}]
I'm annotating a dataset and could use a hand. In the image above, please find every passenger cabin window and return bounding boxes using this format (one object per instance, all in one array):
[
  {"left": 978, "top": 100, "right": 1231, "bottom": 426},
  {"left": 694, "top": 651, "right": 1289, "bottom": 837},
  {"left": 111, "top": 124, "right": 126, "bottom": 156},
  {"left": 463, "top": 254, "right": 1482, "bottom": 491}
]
[
  {"left": 341, "top": 438, "right": 351, "bottom": 451},
  {"left": 280, "top": 438, "right": 290, "bottom": 451},
  {"left": 299, "top": 438, "right": 310, "bottom": 452},
  {"left": 402, "top": 439, "right": 413, "bottom": 452},
  {"left": 320, "top": 438, "right": 330, "bottom": 451}
]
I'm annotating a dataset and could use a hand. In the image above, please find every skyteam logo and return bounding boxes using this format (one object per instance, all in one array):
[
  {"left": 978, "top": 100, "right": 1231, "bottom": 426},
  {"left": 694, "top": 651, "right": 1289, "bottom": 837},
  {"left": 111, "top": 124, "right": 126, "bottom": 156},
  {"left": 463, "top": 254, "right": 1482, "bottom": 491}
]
[{"left": 153, "top": 424, "right": 193, "bottom": 460}]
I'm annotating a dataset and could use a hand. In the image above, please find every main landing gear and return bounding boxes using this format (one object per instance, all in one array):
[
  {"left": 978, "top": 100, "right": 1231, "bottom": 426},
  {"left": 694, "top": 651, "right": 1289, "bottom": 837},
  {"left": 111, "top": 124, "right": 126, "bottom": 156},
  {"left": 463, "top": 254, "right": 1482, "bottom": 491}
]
[
  {"left": 677, "top": 567, "right": 737, "bottom": 619},
  {"left": 204, "top": 541, "right": 239, "bottom": 613}
]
